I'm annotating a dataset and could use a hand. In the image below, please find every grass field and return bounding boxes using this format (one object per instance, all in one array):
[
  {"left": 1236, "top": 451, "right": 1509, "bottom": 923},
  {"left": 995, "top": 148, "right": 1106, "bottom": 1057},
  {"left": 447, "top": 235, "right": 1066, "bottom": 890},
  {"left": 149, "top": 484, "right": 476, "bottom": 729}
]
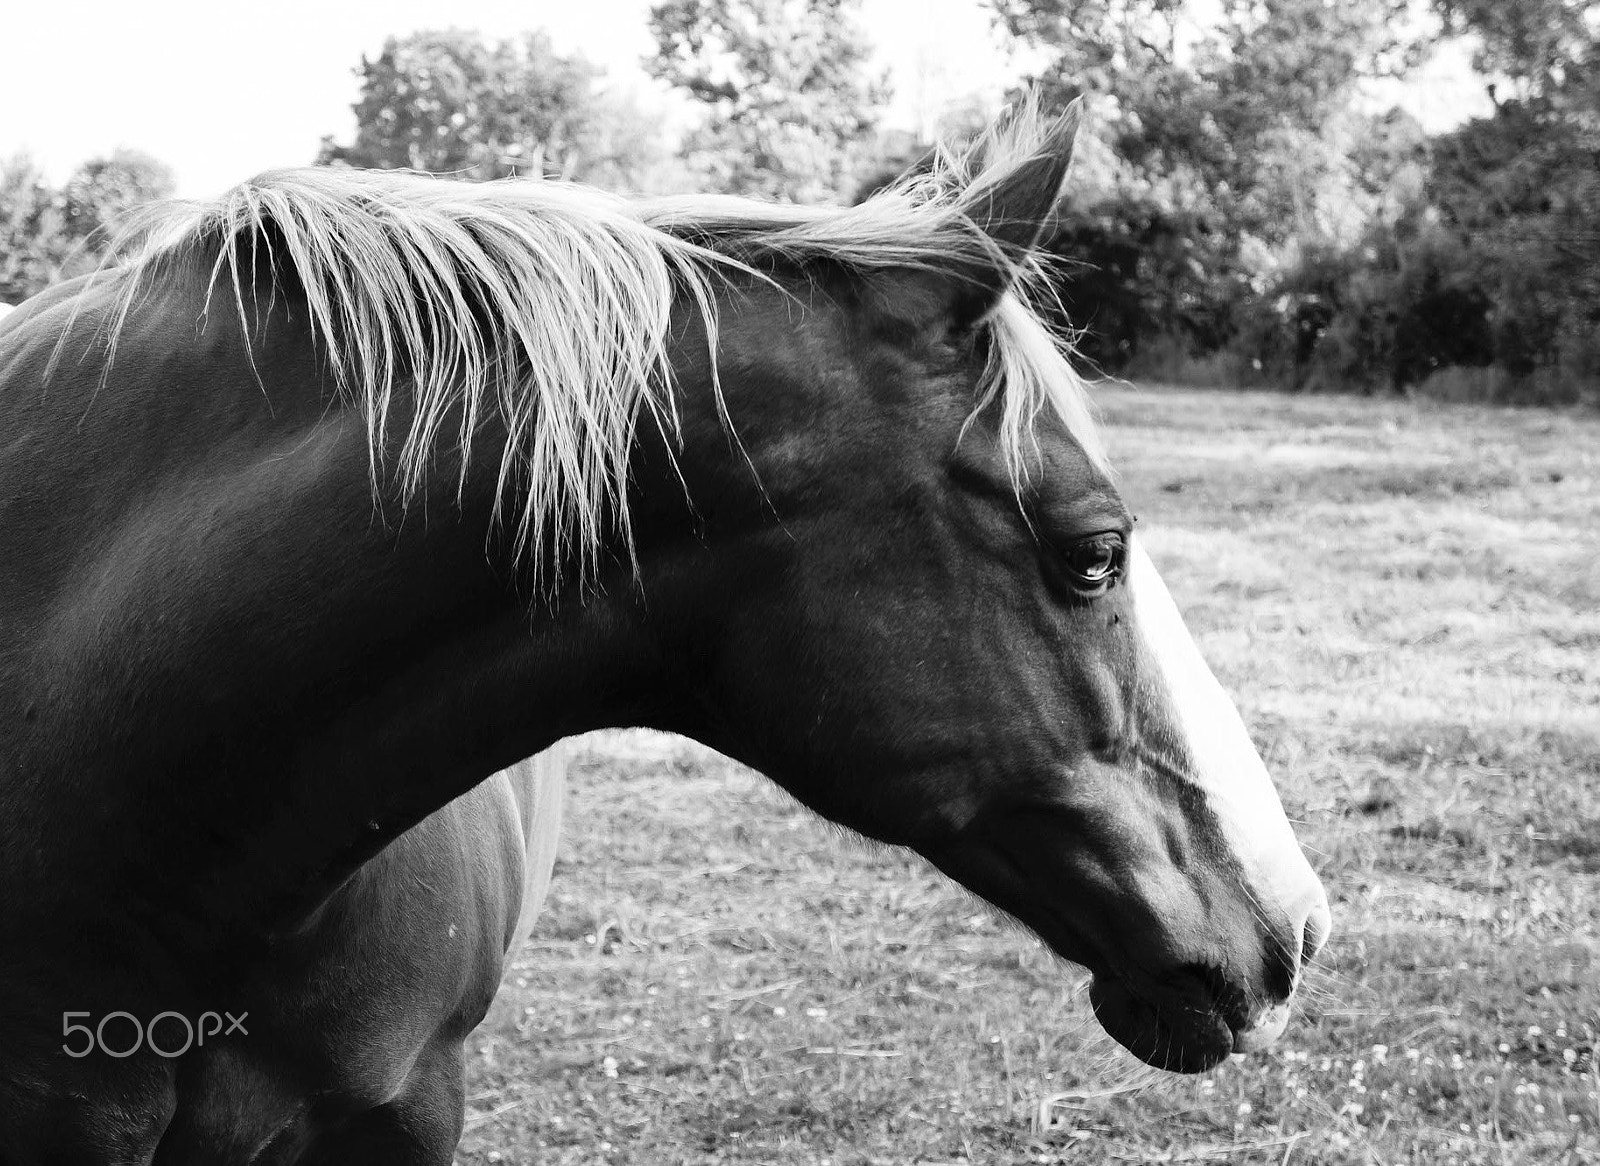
[{"left": 458, "top": 385, "right": 1600, "bottom": 1165}]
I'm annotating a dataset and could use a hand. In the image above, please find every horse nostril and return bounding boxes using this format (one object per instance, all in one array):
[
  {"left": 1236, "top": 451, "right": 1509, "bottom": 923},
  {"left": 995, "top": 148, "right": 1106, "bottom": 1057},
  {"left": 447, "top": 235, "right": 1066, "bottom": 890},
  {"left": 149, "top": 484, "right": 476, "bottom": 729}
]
[{"left": 1265, "top": 945, "right": 1297, "bottom": 1000}]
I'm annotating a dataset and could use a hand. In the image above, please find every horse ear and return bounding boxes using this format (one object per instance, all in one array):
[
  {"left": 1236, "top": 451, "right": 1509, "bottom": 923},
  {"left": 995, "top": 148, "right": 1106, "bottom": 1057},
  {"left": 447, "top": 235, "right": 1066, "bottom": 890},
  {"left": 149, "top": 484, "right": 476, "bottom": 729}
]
[
  {"left": 879, "top": 99, "right": 1082, "bottom": 332},
  {"left": 959, "top": 99, "right": 1082, "bottom": 254},
  {"left": 861, "top": 101, "right": 1083, "bottom": 336}
]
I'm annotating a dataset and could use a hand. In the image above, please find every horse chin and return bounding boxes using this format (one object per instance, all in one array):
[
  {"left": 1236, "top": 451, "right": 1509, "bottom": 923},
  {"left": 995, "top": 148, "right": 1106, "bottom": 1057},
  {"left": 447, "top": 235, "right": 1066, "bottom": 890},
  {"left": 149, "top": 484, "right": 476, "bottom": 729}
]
[{"left": 1087, "top": 975, "right": 1235, "bottom": 1074}]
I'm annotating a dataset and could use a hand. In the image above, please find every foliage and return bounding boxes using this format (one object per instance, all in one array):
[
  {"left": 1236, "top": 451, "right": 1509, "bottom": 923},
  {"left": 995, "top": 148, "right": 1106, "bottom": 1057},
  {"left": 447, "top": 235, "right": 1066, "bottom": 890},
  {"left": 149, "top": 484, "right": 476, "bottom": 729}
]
[
  {"left": 1436, "top": 0, "right": 1598, "bottom": 108},
  {"left": 986, "top": 0, "right": 1600, "bottom": 402},
  {"left": 646, "top": 0, "right": 890, "bottom": 202},
  {"left": 318, "top": 30, "right": 678, "bottom": 191},
  {"left": 0, "top": 156, "right": 66, "bottom": 304},
  {"left": 1251, "top": 38, "right": 1600, "bottom": 399},
  {"left": 0, "top": 149, "right": 174, "bottom": 304},
  {"left": 990, "top": 0, "right": 1419, "bottom": 372},
  {"left": 1429, "top": 104, "right": 1599, "bottom": 383},
  {"left": 1047, "top": 199, "right": 1235, "bottom": 370},
  {"left": 59, "top": 150, "right": 175, "bottom": 243},
  {"left": 995, "top": 0, "right": 1410, "bottom": 241}
]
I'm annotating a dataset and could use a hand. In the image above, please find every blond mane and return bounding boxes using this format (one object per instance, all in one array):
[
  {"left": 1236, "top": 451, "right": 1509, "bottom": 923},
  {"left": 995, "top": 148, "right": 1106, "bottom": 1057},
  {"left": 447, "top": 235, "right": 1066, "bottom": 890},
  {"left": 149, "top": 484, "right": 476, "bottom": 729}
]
[{"left": 100, "top": 106, "right": 1105, "bottom": 588}]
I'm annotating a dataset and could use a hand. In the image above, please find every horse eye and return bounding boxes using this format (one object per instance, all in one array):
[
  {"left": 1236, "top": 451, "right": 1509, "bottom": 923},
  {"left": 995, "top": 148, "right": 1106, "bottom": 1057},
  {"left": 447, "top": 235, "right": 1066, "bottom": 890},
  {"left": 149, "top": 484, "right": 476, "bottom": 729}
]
[{"left": 1063, "top": 534, "right": 1124, "bottom": 591}]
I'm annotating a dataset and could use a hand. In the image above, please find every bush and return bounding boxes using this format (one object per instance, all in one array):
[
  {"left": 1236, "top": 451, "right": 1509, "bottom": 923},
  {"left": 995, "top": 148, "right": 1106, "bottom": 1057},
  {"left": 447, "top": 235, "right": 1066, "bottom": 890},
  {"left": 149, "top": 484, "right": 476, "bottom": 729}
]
[{"left": 1041, "top": 199, "right": 1247, "bottom": 374}]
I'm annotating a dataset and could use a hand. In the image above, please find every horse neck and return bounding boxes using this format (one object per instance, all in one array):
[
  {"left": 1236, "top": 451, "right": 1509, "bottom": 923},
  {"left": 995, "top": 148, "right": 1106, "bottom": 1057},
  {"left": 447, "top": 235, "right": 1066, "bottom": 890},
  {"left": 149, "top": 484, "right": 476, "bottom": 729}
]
[{"left": 0, "top": 270, "right": 694, "bottom": 942}]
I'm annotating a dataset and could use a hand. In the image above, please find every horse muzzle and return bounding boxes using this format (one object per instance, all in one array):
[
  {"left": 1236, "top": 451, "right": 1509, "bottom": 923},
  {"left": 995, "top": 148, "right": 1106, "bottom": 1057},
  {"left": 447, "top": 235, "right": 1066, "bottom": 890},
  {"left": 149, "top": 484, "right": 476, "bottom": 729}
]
[
  {"left": 1088, "top": 890, "right": 1331, "bottom": 1072},
  {"left": 920, "top": 792, "right": 1332, "bottom": 1073}
]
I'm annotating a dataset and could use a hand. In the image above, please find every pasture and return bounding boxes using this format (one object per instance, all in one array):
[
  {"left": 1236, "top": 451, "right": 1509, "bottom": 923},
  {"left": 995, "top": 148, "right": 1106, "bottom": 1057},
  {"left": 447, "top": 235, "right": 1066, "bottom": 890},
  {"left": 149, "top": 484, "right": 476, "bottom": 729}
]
[{"left": 460, "top": 384, "right": 1600, "bottom": 1165}]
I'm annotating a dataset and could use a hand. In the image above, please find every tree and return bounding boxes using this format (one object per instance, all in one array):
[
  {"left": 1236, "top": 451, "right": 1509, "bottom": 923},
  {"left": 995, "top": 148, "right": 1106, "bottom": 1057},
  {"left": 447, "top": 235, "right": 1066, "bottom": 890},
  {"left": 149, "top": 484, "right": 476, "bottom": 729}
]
[
  {"left": 988, "top": 0, "right": 1424, "bottom": 367},
  {"left": 647, "top": 0, "right": 891, "bottom": 202},
  {"left": 0, "top": 150, "right": 175, "bottom": 304},
  {"left": 319, "top": 30, "right": 677, "bottom": 190},
  {"left": 1435, "top": 0, "right": 1598, "bottom": 110},
  {"left": 59, "top": 149, "right": 175, "bottom": 244},
  {"left": 0, "top": 155, "right": 68, "bottom": 304},
  {"left": 1429, "top": 105, "right": 1599, "bottom": 377},
  {"left": 996, "top": 0, "right": 1414, "bottom": 240}
]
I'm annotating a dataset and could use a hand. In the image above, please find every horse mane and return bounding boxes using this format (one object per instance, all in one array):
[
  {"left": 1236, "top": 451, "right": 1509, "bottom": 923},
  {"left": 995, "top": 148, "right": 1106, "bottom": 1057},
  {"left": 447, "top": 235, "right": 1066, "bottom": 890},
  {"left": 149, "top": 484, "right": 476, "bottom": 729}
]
[{"left": 98, "top": 103, "right": 1105, "bottom": 588}]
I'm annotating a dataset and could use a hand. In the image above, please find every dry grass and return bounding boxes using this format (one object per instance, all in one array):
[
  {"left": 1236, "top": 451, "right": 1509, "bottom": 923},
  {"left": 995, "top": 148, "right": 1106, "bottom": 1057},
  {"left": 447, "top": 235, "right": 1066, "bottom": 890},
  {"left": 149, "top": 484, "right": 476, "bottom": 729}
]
[{"left": 458, "top": 385, "right": 1600, "bottom": 1165}]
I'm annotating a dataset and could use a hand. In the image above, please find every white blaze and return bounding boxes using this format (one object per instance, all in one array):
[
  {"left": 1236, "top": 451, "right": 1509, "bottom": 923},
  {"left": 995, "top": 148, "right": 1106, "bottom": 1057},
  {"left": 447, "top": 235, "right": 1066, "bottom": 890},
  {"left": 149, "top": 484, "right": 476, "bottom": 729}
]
[{"left": 1125, "top": 535, "right": 1330, "bottom": 1017}]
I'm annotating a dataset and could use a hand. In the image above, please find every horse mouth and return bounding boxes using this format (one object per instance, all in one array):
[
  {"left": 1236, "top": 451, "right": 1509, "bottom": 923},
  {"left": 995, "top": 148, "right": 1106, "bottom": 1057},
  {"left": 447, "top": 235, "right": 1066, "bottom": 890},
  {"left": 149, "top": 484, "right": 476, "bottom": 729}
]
[
  {"left": 1020, "top": 881, "right": 1287, "bottom": 1073},
  {"left": 1087, "top": 974, "right": 1233, "bottom": 1072},
  {"left": 1087, "top": 970, "right": 1293, "bottom": 1073},
  {"left": 923, "top": 831, "right": 1299, "bottom": 1073}
]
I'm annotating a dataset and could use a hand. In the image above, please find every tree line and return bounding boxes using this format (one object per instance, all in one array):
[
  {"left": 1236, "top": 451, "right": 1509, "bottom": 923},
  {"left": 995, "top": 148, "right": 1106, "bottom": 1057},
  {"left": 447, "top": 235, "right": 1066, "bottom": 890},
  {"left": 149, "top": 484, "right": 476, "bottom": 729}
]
[
  {"left": 1000, "top": 0, "right": 1599, "bottom": 404},
  {"left": 0, "top": 150, "right": 174, "bottom": 304},
  {"left": 3, "top": 0, "right": 1594, "bottom": 404}
]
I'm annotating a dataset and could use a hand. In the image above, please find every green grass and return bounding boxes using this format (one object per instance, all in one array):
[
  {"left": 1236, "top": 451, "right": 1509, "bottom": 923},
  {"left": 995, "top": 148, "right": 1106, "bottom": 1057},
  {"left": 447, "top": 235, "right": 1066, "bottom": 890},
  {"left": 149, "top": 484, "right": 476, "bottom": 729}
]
[{"left": 459, "top": 386, "right": 1600, "bottom": 1165}]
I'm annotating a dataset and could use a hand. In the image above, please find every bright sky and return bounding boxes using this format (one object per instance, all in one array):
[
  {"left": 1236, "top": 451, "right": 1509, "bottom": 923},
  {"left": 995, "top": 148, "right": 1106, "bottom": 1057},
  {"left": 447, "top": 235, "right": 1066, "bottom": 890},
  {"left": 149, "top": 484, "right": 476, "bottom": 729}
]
[
  {"left": 1, "top": 1, "right": 1487, "bottom": 199},
  {"left": 0, "top": 0, "right": 1022, "bottom": 197}
]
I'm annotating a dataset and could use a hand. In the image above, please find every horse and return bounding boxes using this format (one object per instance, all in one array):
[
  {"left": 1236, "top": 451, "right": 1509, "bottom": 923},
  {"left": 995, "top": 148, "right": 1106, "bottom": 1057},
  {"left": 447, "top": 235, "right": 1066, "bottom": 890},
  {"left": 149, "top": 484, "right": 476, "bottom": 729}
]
[{"left": 0, "top": 101, "right": 1330, "bottom": 1163}]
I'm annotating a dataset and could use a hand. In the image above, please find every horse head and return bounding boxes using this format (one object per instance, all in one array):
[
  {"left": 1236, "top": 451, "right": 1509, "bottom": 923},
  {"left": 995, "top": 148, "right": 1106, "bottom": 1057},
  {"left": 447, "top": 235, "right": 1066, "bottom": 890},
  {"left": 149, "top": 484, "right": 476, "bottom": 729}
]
[{"left": 636, "top": 103, "right": 1331, "bottom": 1072}]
